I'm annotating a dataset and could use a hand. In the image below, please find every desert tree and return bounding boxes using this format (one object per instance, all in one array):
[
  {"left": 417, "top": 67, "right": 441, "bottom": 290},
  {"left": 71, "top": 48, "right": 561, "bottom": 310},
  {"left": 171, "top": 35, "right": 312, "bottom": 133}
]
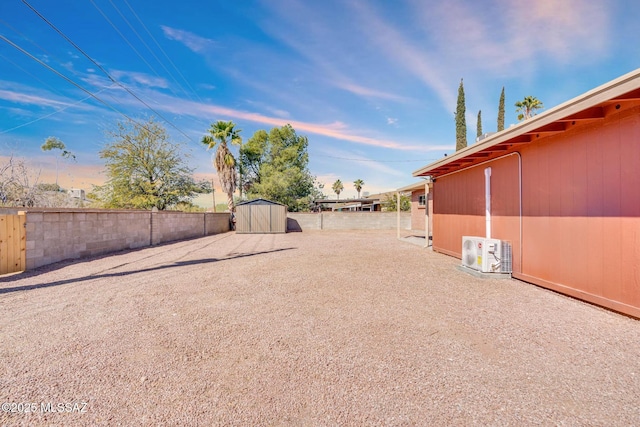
[
  {"left": 96, "top": 117, "right": 205, "bottom": 210},
  {"left": 240, "top": 124, "right": 316, "bottom": 211},
  {"left": 41, "top": 136, "right": 75, "bottom": 187}
]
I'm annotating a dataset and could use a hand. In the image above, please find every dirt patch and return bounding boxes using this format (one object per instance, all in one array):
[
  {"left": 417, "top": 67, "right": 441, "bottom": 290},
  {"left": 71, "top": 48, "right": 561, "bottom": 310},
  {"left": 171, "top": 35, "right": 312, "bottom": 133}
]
[{"left": 1, "top": 231, "right": 639, "bottom": 425}]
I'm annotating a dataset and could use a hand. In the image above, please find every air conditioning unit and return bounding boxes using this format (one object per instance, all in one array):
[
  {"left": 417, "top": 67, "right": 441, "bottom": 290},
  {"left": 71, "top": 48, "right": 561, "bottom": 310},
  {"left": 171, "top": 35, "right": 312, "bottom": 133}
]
[{"left": 462, "top": 236, "right": 512, "bottom": 273}]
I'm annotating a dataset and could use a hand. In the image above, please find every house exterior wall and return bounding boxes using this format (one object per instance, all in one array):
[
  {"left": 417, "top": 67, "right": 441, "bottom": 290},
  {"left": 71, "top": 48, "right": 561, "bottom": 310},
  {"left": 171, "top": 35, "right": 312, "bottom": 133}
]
[
  {"left": 432, "top": 153, "right": 521, "bottom": 273},
  {"left": 431, "top": 105, "right": 640, "bottom": 317},
  {"left": 410, "top": 190, "right": 425, "bottom": 231},
  {"left": 409, "top": 189, "right": 433, "bottom": 234}
]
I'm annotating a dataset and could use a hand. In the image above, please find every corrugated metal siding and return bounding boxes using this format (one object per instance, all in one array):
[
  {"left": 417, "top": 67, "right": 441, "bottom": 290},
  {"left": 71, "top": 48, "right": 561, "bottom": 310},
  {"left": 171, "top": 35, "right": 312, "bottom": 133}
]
[
  {"left": 236, "top": 205, "right": 252, "bottom": 233},
  {"left": 250, "top": 205, "right": 270, "bottom": 232},
  {"left": 235, "top": 202, "right": 287, "bottom": 234},
  {"left": 270, "top": 205, "right": 287, "bottom": 233}
]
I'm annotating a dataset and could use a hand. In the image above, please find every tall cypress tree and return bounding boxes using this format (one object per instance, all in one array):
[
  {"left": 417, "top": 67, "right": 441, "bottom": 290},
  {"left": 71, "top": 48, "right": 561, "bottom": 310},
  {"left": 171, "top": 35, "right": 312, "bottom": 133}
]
[
  {"left": 476, "top": 110, "right": 482, "bottom": 139},
  {"left": 455, "top": 79, "right": 467, "bottom": 151},
  {"left": 497, "top": 86, "right": 505, "bottom": 132}
]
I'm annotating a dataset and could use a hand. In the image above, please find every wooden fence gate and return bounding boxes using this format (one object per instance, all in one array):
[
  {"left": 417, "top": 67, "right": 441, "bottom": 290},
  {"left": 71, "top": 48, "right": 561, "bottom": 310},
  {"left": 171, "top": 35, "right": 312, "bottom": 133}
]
[{"left": 0, "top": 213, "right": 26, "bottom": 274}]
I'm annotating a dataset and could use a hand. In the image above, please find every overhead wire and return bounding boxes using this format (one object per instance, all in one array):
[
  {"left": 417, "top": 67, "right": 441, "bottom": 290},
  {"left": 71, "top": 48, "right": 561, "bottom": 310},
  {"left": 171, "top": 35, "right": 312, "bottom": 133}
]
[
  {"left": 0, "top": 84, "right": 116, "bottom": 135},
  {"left": 106, "top": 0, "right": 192, "bottom": 103},
  {"left": 121, "top": 0, "right": 205, "bottom": 104},
  {"left": 90, "top": 0, "right": 209, "bottom": 135},
  {"left": 106, "top": 0, "right": 210, "bottom": 131},
  {"left": 0, "top": 52, "right": 66, "bottom": 98},
  {"left": 0, "top": 34, "right": 167, "bottom": 139},
  {"left": 20, "top": 0, "right": 194, "bottom": 141}
]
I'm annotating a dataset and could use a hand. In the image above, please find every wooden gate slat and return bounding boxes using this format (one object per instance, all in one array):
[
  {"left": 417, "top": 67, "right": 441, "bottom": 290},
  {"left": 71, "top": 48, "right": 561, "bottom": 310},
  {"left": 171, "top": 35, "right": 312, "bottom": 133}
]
[{"left": 0, "top": 214, "right": 26, "bottom": 274}]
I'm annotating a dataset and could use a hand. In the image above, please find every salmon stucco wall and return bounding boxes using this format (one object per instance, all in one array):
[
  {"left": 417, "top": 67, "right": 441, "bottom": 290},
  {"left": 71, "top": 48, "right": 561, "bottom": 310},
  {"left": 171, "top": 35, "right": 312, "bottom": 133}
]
[
  {"left": 516, "top": 105, "right": 640, "bottom": 317},
  {"left": 432, "top": 153, "right": 521, "bottom": 273},
  {"left": 410, "top": 190, "right": 426, "bottom": 231}
]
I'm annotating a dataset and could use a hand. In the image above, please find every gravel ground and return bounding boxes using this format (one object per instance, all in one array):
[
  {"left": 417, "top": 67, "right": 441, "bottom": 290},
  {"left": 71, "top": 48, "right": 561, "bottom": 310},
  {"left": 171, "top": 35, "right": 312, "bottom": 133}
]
[{"left": 1, "top": 230, "right": 639, "bottom": 426}]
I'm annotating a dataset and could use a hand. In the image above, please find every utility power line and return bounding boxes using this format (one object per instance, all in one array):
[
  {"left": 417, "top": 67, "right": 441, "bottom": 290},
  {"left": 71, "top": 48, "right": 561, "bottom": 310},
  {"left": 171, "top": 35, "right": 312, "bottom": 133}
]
[
  {"left": 0, "top": 34, "right": 167, "bottom": 139},
  {"left": 107, "top": 0, "right": 190, "bottom": 100},
  {"left": 21, "top": 0, "right": 193, "bottom": 141},
  {"left": 0, "top": 85, "right": 115, "bottom": 135},
  {"left": 122, "top": 0, "right": 205, "bottom": 104}
]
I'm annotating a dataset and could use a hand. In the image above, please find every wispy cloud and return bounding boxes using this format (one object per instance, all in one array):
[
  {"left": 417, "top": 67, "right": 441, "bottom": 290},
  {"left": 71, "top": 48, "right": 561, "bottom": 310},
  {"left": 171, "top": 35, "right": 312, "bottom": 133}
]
[
  {"left": 412, "top": 0, "right": 610, "bottom": 76},
  {"left": 502, "top": 0, "right": 609, "bottom": 63},
  {"left": 350, "top": 1, "right": 455, "bottom": 109},
  {"left": 244, "top": 99, "right": 291, "bottom": 119},
  {"left": 161, "top": 26, "right": 216, "bottom": 54},
  {"left": 316, "top": 146, "right": 407, "bottom": 178},
  {"left": 0, "top": 89, "right": 73, "bottom": 109},
  {"left": 111, "top": 70, "right": 169, "bottom": 89},
  {"left": 335, "top": 82, "right": 413, "bottom": 103},
  {"left": 86, "top": 80, "right": 448, "bottom": 152}
]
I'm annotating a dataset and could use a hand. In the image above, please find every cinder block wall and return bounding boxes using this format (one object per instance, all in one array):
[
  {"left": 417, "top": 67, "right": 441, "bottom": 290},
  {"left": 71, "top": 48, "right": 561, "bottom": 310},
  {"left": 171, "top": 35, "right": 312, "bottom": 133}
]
[
  {"left": 25, "top": 210, "right": 150, "bottom": 269},
  {"left": 23, "top": 209, "right": 231, "bottom": 270},
  {"left": 205, "top": 213, "right": 230, "bottom": 235},
  {"left": 287, "top": 212, "right": 410, "bottom": 231},
  {"left": 151, "top": 211, "right": 204, "bottom": 245}
]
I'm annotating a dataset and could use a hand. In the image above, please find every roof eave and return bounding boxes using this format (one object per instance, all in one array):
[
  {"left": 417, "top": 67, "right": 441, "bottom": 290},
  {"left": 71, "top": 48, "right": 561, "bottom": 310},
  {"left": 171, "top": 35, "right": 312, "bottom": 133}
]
[{"left": 413, "top": 68, "right": 640, "bottom": 177}]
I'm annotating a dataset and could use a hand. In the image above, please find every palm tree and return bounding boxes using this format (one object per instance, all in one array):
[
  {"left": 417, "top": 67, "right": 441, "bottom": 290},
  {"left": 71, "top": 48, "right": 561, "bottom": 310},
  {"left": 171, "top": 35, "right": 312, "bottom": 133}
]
[
  {"left": 515, "top": 96, "right": 544, "bottom": 121},
  {"left": 353, "top": 179, "right": 364, "bottom": 198},
  {"left": 202, "top": 121, "right": 242, "bottom": 212},
  {"left": 332, "top": 179, "right": 344, "bottom": 199}
]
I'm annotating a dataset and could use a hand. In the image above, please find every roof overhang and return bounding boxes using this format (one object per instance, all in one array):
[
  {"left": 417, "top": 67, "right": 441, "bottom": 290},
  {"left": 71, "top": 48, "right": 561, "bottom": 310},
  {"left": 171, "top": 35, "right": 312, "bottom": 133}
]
[
  {"left": 397, "top": 179, "right": 432, "bottom": 192},
  {"left": 413, "top": 68, "right": 640, "bottom": 178}
]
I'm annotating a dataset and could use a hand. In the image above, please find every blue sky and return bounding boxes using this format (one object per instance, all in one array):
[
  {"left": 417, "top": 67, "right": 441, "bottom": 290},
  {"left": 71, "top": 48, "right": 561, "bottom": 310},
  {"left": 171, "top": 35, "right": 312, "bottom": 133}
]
[{"left": 1, "top": 0, "right": 638, "bottom": 205}]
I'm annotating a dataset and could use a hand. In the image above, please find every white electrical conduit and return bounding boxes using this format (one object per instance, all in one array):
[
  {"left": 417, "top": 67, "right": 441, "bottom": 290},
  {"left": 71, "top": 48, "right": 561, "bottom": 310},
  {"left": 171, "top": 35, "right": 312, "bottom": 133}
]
[
  {"left": 485, "top": 167, "right": 491, "bottom": 239},
  {"left": 434, "top": 152, "right": 522, "bottom": 273}
]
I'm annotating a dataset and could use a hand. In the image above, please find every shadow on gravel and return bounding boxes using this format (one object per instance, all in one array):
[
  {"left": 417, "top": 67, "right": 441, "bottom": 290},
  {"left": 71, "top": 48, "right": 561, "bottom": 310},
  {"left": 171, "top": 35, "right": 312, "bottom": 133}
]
[
  {"left": 0, "top": 233, "right": 235, "bottom": 283},
  {"left": 0, "top": 247, "right": 296, "bottom": 295}
]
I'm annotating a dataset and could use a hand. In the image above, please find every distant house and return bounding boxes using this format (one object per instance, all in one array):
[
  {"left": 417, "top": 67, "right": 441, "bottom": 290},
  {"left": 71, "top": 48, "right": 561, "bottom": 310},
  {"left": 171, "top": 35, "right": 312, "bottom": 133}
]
[
  {"left": 397, "top": 180, "right": 432, "bottom": 235},
  {"left": 67, "top": 188, "right": 85, "bottom": 199},
  {"left": 413, "top": 69, "right": 640, "bottom": 318},
  {"left": 313, "top": 198, "right": 381, "bottom": 212}
]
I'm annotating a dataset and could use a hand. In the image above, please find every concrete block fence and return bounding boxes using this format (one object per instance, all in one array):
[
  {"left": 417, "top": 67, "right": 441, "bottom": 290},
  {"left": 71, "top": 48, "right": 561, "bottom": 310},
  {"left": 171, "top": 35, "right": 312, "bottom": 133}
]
[
  {"left": 287, "top": 212, "right": 411, "bottom": 231},
  {"left": 14, "top": 209, "right": 230, "bottom": 270}
]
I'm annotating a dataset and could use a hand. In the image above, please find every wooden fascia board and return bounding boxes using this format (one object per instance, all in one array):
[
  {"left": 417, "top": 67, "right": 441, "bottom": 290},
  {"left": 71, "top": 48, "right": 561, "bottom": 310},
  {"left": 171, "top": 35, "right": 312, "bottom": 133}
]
[{"left": 556, "top": 106, "right": 605, "bottom": 122}]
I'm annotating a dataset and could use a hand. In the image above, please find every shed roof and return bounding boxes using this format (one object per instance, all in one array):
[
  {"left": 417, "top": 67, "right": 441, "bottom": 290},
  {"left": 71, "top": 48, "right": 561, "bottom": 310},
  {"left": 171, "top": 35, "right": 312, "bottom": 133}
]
[
  {"left": 413, "top": 68, "right": 640, "bottom": 178},
  {"left": 236, "top": 198, "right": 285, "bottom": 206}
]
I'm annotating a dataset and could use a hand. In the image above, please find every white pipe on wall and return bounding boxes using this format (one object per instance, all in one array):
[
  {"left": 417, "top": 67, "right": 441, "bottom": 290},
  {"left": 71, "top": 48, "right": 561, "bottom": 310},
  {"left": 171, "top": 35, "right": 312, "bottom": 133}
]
[{"left": 485, "top": 167, "right": 491, "bottom": 239}]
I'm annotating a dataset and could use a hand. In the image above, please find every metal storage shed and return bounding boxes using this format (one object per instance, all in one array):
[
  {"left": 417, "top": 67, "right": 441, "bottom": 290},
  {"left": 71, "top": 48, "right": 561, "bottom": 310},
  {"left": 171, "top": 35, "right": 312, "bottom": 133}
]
[{"left": 235, "top": 198, "right": 287, "bottom": 234}]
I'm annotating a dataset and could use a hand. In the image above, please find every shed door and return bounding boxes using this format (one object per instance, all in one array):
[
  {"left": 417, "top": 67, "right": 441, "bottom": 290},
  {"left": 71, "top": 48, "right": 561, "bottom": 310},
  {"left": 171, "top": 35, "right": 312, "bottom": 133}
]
[{"left": 251, "top": 205, "right": 271, "bottom": 233}]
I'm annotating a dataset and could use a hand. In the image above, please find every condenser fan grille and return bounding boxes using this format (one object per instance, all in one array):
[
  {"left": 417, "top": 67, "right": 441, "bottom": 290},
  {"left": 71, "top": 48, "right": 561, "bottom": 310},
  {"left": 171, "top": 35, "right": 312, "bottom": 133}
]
[{"left": 463, "top": 239, "right": 476, "bottom": 267}]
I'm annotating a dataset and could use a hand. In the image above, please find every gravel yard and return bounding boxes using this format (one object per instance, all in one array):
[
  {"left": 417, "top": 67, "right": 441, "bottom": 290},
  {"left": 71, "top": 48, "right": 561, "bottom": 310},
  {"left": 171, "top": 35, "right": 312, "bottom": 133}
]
[{"left": 1, "top": 230, "right": 639, "bottom": 426}]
